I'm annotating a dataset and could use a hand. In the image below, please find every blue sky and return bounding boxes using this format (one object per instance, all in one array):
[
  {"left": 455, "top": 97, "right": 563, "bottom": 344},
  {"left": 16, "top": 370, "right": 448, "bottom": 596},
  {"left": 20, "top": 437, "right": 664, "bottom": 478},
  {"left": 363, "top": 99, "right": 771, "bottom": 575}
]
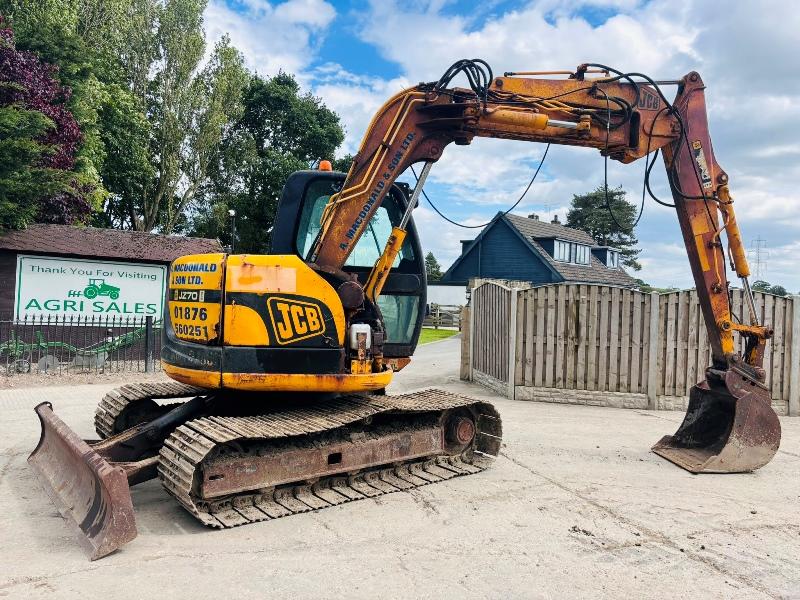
[{"left": 204, "top": 0, "right": 800, "bottom": 291}]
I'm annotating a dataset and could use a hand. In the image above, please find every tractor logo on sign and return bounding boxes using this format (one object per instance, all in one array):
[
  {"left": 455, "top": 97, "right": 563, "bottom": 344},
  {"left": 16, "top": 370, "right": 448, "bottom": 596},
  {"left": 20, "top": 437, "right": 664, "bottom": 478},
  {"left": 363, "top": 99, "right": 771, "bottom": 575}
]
[
  {"left": 70, "top": 278, "right": 121, "bottom": 300},
  {"left": 266, "top": 297, "right": 326, "bottom": 345}
]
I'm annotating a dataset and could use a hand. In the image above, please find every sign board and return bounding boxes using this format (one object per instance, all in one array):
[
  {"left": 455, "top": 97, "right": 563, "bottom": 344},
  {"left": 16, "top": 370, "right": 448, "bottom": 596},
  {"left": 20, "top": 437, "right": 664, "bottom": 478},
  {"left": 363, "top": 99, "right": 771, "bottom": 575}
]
[{"left": 14, "top": 255, "right": 167, "bottom": 323}]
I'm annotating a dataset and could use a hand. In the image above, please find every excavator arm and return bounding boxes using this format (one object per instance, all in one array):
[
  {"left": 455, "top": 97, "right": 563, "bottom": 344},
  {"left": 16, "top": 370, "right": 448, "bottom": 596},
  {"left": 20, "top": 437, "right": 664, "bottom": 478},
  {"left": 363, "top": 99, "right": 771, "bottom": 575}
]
[{"left": 310, "top": 61, "right": 780, "bottom": 473}]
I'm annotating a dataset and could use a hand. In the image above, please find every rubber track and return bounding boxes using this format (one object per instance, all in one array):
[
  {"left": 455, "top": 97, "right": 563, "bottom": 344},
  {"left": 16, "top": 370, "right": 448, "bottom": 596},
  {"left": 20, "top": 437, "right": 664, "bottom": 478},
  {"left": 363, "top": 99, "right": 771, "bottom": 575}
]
[
  {"left": 157, "top": 389, "right": 502, "bottom": 528},
  {"left": 94, "top": 381, "right": 205, "bottom": 438}
]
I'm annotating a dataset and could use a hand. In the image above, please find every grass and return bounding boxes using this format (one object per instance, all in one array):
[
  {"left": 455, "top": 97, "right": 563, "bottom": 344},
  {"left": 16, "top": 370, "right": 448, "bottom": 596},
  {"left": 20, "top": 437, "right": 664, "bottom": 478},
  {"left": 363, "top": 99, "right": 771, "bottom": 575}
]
[{"left": 418, "top": 327, "right": 459, "bottom": 345}]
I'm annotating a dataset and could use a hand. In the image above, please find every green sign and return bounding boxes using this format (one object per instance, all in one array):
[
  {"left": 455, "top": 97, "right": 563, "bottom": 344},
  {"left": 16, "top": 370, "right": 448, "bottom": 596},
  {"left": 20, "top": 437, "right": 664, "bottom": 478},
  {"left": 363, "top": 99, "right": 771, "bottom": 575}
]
[{"left": 15, "top": 255, "right": 167, "bottom": 322}]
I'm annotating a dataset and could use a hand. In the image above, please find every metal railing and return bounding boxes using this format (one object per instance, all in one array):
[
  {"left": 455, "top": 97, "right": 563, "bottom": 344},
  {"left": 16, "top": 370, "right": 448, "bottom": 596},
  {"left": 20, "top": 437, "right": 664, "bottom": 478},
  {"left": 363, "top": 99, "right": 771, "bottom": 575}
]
[{"left": 0, "top": 315, "right": 161, "bottom": 376}]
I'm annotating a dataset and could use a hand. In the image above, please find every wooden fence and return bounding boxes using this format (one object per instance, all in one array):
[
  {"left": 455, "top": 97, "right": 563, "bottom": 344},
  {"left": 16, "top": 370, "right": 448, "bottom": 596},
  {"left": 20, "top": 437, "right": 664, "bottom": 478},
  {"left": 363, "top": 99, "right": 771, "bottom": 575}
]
[{"left": 465, "top": 281, "right": 800, "bottom": 416}]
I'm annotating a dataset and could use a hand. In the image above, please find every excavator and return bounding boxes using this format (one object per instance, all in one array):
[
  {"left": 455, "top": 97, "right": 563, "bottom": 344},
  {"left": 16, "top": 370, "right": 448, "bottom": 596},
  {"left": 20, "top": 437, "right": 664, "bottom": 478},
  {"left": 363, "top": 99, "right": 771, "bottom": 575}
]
[{"left": 28, "top": 60, "right": 781, "bottom": 560}]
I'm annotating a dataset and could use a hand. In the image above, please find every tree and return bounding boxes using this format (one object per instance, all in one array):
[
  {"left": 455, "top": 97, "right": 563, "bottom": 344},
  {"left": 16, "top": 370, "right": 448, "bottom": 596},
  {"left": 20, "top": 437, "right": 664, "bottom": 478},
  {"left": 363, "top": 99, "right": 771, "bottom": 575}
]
[
  {"left": 191, "top": 72, "right": 345, "bottom": 252},
  {"left": 634, "top": 279, "right": 677, "bottom": 294},
  {"left": 751, "top": 280, "right": 788, "bottom": 297},
  {"left": 1, "top": 0, "right": 141, "bottom": 206},
  {"left": 2, "top": 0, "right": 248, "bottom": 233},
  {"left": 113, "top": 0, "right": 246, "bottom": 233},
  {"left": 1, "top": 0, "right": 156, "bottom": 227},
  {"left": 425, "top": 252, "right": 442, "bottom": 282},
  {"left": 566, "top": 185, "right": 641, "bottom": 271},
  {"left": 0, "top": 19, "right": 95, "bottom": 227}
]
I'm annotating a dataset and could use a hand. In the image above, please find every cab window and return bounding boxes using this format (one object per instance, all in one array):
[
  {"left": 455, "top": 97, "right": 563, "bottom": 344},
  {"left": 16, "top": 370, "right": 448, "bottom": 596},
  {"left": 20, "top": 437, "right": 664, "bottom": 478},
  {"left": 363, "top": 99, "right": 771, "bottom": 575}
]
[{"left": 295, "top": 180, "right": 415, "bottom": 268}]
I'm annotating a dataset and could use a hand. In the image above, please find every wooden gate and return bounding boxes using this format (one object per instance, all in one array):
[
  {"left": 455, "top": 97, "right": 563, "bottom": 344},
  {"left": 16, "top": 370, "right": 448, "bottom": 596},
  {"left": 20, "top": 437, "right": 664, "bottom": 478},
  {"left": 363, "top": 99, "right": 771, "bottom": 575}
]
[{"left": 469, "top": 281, "right": 516, "bottom": 395}]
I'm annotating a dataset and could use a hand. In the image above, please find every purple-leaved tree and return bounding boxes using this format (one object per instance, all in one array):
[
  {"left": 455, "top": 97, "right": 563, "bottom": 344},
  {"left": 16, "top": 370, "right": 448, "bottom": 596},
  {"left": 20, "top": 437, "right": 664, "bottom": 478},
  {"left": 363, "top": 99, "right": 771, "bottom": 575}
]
[{"left": 0, "top": 18, "right": 92, "bottom": 226}]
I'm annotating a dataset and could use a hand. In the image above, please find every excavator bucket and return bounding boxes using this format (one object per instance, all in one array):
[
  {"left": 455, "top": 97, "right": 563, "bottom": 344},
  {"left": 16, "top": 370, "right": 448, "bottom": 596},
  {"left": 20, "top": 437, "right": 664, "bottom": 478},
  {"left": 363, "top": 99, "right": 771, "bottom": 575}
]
[
  {"left": 28, "top": 402, "right": 137, "bottom": 560},
  {"left": 652, "top": 369, "right": 781, "bottom": 473}
]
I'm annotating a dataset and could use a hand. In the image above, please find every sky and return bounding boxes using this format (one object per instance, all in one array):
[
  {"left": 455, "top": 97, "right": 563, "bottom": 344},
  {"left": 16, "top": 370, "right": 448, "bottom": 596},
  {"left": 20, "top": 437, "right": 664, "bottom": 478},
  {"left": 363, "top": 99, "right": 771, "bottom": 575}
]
[{"left": 203, "top": 0, "right": 800, "bottom": 291}]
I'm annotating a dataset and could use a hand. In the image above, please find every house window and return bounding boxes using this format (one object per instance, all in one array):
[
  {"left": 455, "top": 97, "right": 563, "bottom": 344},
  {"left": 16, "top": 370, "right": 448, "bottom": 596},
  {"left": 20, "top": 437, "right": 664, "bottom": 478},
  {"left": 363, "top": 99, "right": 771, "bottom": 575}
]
[
  {"left": 554, "top": 240, "right": 570, "bottom": 262},
  {"left": 553, "top": 240, "right": 590, "bottom": 265},
  {"left": 573, "top": 244, "right": 590, "bottom": 265},
  {"left": 607, "top": 251, "right": 619, "bottom": 268}
]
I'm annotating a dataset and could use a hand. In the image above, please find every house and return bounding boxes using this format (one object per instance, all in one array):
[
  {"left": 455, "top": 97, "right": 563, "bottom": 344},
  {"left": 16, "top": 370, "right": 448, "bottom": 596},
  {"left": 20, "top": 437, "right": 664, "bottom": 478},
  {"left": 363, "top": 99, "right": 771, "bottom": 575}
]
[{"left": 440, "top": 212, "right": 637, "bottom": 288}]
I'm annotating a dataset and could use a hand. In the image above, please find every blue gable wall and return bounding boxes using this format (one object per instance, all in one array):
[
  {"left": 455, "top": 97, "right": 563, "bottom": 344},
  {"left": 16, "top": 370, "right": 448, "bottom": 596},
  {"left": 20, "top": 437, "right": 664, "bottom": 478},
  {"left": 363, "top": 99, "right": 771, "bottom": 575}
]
[{"left": 442, "top": 219, "right": 560, "bottom": 285}]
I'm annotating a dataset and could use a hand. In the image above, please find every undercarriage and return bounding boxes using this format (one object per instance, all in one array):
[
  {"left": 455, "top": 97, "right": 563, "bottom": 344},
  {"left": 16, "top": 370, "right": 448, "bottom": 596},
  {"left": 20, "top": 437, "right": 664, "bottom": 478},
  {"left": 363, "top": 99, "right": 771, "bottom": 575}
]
[{"left": 29, "top": 383, "right": 502, "bottom": 560}]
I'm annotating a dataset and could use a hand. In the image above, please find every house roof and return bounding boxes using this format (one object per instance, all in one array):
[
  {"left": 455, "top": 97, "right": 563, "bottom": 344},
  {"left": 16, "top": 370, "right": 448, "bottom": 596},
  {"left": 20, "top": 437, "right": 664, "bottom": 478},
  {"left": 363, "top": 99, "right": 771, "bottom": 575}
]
[
  {"left": 503, "top": 214, "right": 637, "bottom": 287},
  {"left": 504, "top": 213, "right": 596, "bottom": 245},
  {"left": 444, "top": 212, "right": 637, "bottom": 288},
  {"left": 0, "top": 224, "right": 223, "bottom": 263},
  {"left": 527, "top": 238, "right": 637, "bottom": 287}
]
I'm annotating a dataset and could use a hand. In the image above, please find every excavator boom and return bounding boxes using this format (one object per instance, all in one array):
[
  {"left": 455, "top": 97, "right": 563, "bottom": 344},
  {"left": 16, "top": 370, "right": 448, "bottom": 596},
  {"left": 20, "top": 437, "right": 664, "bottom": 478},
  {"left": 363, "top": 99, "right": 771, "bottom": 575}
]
[{"left": 308, "top": 61, "right": 780, "bottom": 473}]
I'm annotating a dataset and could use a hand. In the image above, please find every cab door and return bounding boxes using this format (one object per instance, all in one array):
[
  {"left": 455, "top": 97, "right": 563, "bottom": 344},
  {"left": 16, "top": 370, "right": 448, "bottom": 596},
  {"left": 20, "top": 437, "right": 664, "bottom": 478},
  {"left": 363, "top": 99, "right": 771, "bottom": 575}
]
[{"left": 271, "top": 171, "right": 427, "bottom": 358}]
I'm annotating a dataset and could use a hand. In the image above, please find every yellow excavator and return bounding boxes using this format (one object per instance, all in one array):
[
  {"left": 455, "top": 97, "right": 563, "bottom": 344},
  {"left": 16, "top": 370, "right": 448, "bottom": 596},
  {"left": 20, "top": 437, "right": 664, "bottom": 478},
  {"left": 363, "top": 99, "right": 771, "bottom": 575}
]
[{"left": 29, "top": 60, "right": 781, "bottom": 560}]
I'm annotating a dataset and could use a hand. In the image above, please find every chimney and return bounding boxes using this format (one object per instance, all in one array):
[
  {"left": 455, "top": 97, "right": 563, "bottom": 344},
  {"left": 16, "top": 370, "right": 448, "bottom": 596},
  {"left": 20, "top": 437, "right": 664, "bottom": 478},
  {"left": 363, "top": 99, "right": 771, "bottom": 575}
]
[
  {"left": 460, "top": 239, "right": 473, "bottom": 255},
  {"left": 551, "top": 214, "right": 561, "bottom": 224},
  {"left": 528, "top": 213, "right": 539, "bottom": 220}
]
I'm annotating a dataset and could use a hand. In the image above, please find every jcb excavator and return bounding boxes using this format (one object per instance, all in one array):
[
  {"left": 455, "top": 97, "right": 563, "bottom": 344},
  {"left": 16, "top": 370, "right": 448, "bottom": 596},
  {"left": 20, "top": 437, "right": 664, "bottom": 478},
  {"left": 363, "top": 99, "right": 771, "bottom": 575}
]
[{"left": 29, "top": 60, "right": 781, "bottom": 560}]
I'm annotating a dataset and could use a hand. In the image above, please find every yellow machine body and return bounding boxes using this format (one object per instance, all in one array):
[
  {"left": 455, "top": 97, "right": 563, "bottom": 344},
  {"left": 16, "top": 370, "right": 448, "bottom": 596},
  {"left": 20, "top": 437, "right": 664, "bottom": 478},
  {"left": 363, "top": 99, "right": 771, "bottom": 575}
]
[{"left": 162, "top": 253, "right": 393, "bottom": 392}]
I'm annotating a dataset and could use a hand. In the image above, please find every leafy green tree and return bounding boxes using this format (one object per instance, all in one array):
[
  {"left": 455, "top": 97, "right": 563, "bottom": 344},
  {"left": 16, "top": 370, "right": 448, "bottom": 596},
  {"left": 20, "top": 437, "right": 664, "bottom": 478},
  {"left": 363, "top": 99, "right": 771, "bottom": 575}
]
[
  {"left": 2, "top": 0, "right": 248, "bottom": 233},
  {"left": 566, "top": 185, "right": 641, "bottom": 271},
  {"left": 425, "top": 252, "right": 443, "bottom": 282},
  {"left": 633, "top": 279, "right": 677, "bottom": 294},
  {"left": 149, "top": 31, "right": 248, "bottom": 233},
  {"left": 751, "top": 280, "right": 788, "bottom": 297},
  {"left": 332, "top": 154, "right": 353, "bottom": 173},
  {"left": 1, "top": 0, "right": 139, "bottom": 203},
  {"left": 92, "top": 84, "right": 153, "bottom": 228},
  {"left": 192, "top": 73, "right": 345, "bottom": 252},
  {"left": 0, "top": 19, "right": 95, "bottom": 227}
]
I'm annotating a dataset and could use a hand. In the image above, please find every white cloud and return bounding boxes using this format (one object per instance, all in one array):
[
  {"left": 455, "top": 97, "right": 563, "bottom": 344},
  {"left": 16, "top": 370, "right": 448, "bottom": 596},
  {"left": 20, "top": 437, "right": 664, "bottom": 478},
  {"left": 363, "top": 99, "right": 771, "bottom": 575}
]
[
  {"left": 334, "top": 0, "right": 800, "bottom": 290},
  {"left": 200, "top": 0, "right": 800, "bottom": 291},
  {"left": 311, "top": 65, "right": 412, "bottom": 155},
  {"left": 204, "top": 0, "right": 336, "bottom": 74}
]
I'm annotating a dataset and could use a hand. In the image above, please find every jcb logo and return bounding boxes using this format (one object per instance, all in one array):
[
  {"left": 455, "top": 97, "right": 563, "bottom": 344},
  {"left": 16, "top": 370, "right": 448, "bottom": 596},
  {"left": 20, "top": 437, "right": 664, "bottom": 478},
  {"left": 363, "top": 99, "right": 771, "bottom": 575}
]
[
  {"left": 637, "top": 89, "right": 660, "bottom": 111},
  {"left": 267, "top": 297, "right": 326, "bottom": 344}
]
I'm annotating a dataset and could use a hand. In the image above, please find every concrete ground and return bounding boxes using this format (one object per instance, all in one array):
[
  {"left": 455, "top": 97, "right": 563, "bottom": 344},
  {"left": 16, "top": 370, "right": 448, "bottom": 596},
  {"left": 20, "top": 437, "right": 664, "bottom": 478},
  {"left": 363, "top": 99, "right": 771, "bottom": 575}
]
[{"left": 0, "top": 336, "right": 798, "bottom": 600}]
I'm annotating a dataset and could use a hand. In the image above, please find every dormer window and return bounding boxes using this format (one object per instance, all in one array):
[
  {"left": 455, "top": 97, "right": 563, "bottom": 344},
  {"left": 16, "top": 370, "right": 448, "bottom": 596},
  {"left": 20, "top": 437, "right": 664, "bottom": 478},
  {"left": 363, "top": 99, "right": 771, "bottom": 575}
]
[
  {"left": 607, "top": 250, "right": 620, "bottom": 268},
  {"left": 591, "top": 246, "right": 621, "bottom": 268},
  {"left": 553, "top": 240, "right": 590, "bottom": 265}
]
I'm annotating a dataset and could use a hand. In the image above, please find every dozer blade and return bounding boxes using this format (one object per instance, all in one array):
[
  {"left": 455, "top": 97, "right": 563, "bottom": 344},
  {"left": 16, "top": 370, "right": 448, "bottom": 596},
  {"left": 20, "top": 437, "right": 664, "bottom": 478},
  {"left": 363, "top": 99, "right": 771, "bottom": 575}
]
[
  {"left": 652, "top": 369, "right": 781, "bottom": 473},
  {"left": 28, "top": 402, "right": 137, "bottom": 560}
]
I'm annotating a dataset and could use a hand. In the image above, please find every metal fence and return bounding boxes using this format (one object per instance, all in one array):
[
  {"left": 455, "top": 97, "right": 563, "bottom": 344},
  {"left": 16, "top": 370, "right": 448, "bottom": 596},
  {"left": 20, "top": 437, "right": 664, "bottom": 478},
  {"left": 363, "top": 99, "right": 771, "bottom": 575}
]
[
  {"left": 0, "top": 315, "right": 161, "bottom": 376},
  {"left": 465, "top": 281, "right": 800, "bottom": 416}
]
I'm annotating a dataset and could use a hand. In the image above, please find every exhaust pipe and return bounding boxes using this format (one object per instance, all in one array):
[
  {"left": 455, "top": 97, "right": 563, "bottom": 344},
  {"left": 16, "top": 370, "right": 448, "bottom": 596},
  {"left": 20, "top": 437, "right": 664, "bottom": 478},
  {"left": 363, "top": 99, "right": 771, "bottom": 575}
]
[
  {"left": 652, "top": 368, "right": 781, "bottom": 473},
  {"left": 28, "top": 403, "right": 137, "bottom": 560}
]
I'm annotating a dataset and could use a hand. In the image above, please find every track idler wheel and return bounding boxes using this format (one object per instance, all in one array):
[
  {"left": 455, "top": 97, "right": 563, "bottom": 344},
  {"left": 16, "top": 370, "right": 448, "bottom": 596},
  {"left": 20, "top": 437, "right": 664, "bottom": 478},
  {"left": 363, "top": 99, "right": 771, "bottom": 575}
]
[
  {"left": 443, "top": 409, "right": 477, "bottom": 454},
  {"left": 652, "top": 368, "right": 781, "bottom": 473}
]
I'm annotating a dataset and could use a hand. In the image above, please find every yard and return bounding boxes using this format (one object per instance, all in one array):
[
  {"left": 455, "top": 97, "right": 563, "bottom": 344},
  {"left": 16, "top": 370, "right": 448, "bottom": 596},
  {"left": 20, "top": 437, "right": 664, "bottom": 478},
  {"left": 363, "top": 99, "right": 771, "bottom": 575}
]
[{"left": 0, "top": 336, "right": 797, "bottom": 599}]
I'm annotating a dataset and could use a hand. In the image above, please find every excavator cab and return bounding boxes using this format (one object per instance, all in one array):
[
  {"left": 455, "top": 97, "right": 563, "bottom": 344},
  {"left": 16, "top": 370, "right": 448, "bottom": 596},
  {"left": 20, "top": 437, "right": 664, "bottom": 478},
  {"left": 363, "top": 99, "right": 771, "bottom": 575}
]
[{"left": 271, "top": 170, "right": 427, "bottom": 361}]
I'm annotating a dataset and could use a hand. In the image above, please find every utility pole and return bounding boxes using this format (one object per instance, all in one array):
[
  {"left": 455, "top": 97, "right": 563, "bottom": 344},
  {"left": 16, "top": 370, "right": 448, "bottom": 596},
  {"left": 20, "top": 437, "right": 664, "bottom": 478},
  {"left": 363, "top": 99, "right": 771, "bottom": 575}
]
[{"left": 749, "top": 236, "right": 768, "bottom": 279}]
